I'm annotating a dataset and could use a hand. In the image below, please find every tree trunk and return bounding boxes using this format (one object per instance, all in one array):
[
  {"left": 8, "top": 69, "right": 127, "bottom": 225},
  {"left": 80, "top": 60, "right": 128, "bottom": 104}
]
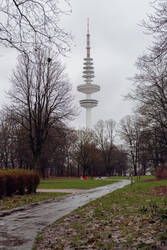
[
  {"left": 33, "top": 153, "right": 41, "bottom": 174},
  {"left": 83, "top": 167, "right": 87, "bottom": 178},
  {"left": 77, "top": 164, "right": 80, "bottom": 177},
  {"left": 133, "top": 163, "right": 137, "bottom": 176}
]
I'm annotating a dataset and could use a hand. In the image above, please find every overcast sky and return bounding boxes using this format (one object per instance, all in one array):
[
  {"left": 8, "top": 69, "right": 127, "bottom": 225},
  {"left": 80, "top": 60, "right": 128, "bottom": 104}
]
[
  {"left": 0, "top": 0, "right": 153, "bottom": 130},
  {"left": 62, "top": 0, "right": 153, "bottom": 129}
]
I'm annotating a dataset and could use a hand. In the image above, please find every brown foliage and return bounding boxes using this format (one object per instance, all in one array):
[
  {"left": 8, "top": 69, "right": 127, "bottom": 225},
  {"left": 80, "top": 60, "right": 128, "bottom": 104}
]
[
  {"left": 0, "top": 169, "right": 40, "bottom": 198},
  {"left": 5, "top": 173, "right": 17, "bottom": 196},
  {"left": 0, "top": 174, "right": 6, "bottom": 198},
  {"left": 155, "top": 165, "right": 167, "bottom": 180},
  {"left": 154, "top": 186, "right": 167, "bottom": 196}
]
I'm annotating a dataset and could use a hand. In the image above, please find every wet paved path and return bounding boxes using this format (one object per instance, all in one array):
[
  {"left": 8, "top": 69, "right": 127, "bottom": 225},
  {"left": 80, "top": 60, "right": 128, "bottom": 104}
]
[
  {"left": 37, "top": 188, "right": 88, "bottom": 194},
  {"left": 0, "top": 180, "right": 130, "bottom": 250}
]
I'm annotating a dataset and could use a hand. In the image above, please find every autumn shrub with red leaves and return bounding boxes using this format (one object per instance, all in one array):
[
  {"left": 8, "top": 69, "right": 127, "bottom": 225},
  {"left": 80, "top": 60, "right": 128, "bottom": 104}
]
[
  {"left": 155, "top": 164, "right": 167, "bottom": 180},
  {"left": 0, "top": 169, "right": 40, "bottom": 198},
  {"left": 5, "top": 172, "right": 17, "bottom": 196},
  {"left": 0, "top": 173, "right": 6, "bottom": 198},
  {"left": 17, "top": 171, "right": 27, "bottom": 195}
]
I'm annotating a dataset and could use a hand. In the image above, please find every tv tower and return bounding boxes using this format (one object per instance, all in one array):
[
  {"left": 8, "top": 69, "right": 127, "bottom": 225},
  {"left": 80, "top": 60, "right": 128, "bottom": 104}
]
[{"left": 77, "top": 19, "right": 100, "bottom": 129}]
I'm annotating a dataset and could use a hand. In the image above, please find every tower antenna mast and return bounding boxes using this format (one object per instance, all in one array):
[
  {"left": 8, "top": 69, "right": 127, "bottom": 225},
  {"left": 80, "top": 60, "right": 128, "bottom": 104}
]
[
  {"left": 77, "top": 20, "right": 100, "bottom": 129},
  {"left": 87, "top": 18, "right": 89, "bottom": 34}
]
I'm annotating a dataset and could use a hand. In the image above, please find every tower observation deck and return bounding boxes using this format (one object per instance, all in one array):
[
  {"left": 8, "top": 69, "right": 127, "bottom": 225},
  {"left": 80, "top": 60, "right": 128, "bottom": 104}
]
[{"left": 77, "top": 19, "right": 100, "bottom": 129}]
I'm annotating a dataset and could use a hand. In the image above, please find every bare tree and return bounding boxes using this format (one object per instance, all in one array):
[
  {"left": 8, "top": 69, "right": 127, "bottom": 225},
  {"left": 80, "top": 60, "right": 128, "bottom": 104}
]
[
  {"left": 111, "top": 146, "right": 128, "bottom": 176},
  {"left": 43, "top": 126, "right": 77, "bottom": 178},
  {"left": 0, "top": 109, "right": 32, "bottom": 169},
  {"left": 119, "top": 115, "right": 142, "bottom": 176},
  {"left": 73, "top": 129, "right": 98, "bottom": 177},
  {"left": 132, "top": 58, "right": 167, "bottom": 136},
  {"left": 127, "top": 56, "right": 167, "bottom": 161},
  {"left": 0, "top": 0, "right": 71, "bottom": 54},
  {"left": 0, "top": 115, "right": 11, "bottom": 169},
  {"left": 125, "top": 0, "right": 167, "bottom": 168},
  {"left": 95, "top": 119, "right": 116, "bottom": 175},
  {"left": 142, "top": 0, "right": 167, "bottom": 59},
  {"left": 121, "top": 0, "right": 167, "bottom": 175},
  {"left": 7, "top": 49, "right": 75, "bottom": 173}
]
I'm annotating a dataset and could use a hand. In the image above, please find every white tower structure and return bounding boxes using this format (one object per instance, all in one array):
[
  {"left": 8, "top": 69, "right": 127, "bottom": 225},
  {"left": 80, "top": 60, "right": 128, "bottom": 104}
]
[{"left": 77, "top": 19, "right": 100, "bottom": 129}]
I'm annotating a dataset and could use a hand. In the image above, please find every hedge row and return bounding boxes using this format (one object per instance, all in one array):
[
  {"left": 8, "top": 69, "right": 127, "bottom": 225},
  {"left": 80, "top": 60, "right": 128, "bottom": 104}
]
[{"left": 0, "top": 169, "right": 40, "bottom": 198}]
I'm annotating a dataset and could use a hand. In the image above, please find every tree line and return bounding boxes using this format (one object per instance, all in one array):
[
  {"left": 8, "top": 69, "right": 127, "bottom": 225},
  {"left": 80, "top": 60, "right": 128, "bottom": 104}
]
[
  {"left": 118, "top": 0, "right": 167, "bottom": 176},
  {"left": 0, "top": 0, "right": 166, "bottom": 177},
  {"left": 0, "top": 99, "right": 128, "bottom": 177}
]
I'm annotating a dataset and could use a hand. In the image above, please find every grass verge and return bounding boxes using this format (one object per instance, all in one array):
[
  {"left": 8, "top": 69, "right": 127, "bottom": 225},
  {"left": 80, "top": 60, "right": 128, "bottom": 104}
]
[
  {"left": 0, "top": 192, "right": 68, "bottom": 211},
  {"left": 39, "top": 177, "right": 118, "bottom": 189},
  {"left": 109, "top": 175, "right": 155, "bottom": 181},
  {"left": 34, "top": 179, "right": 167, "bottom": 249}
]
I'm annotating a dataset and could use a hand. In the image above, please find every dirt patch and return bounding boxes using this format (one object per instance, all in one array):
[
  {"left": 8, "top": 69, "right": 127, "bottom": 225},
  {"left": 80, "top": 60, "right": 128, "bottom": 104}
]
[
  {"left": 143, "top": 179, "right": 157, "bottom": 182},
  {"left": 154, "top": 186, "right": 167, "bottom": 196}
]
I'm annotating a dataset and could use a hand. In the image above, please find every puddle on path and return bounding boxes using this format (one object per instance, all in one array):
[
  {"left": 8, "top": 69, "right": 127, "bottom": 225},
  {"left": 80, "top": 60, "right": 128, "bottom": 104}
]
[{"left": 0, "top": 180, "right": 130, "bottom": 250}]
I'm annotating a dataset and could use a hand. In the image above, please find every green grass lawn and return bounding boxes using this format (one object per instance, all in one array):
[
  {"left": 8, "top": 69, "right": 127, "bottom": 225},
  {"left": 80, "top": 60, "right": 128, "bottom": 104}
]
[
  {"left": 34, "top": 178, "right": 167, "bottom": 249},
  {"left": 109, "top": 175, "right": 155, "bottom": 181},
  {"left": 0, "top": 192, "right": 68, "bottom": 211},
  {"left": 38, "top": 176, "right": 155, "bottom": 189},
  {"left": 38, "top": 177, "right": 118, "bottom": 189}
]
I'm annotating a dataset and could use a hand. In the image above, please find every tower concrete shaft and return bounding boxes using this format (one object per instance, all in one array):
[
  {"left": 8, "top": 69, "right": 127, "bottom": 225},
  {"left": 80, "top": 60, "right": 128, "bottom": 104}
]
[{"left": 77, "top": 19, "right": 100, "bottom": 129}]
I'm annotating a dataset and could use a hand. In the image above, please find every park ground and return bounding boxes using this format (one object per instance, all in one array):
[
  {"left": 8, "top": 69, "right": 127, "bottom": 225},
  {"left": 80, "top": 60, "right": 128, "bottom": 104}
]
[
  {"left": 38, "top": 177, "right": 119, "bottom": 189},
  {"left": 0, "top": 177, "right": 117, "bottom": 211},
  {"left": 33, "top": 177, "right": 167, "bottom": 250},
  {"left": 1, "top": 176, "right": 167, "bottom": 249}
]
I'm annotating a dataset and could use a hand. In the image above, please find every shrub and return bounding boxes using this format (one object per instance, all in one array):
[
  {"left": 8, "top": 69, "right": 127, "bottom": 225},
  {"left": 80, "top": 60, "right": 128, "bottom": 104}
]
[
  {"left": 0, "top": 169, "right": 40, "bottom": 199},
  {"left": 0, "top": 173, "right": 6, "bottom": 198},
  {"left": 5, "top": 172, "right": 17, "bottom": 196},
  {"left": 26, "top": 172, "right": 34, "bottom": 194},
  {"left": 155, "top": 165, "right": 167, "bottom": 180},
  {"left": 16, "top": 171, "right": 27, "bottom": 195}
]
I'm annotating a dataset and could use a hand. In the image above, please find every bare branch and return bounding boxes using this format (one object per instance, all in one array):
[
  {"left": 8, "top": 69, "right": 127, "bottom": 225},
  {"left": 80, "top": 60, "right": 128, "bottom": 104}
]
[{"left": 0, "top": 0, "right": 72, "bottom": 54}]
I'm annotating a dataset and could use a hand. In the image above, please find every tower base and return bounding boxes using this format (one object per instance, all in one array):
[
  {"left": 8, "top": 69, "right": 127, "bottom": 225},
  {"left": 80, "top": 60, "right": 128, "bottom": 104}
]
[{"left": 86, "top": 108, "right": 91, "bottom": 129}]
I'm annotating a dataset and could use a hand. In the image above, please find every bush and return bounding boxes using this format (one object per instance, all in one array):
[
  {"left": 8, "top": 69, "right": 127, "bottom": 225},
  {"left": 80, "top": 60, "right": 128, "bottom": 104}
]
[
  {"left": 26, "top": 171, "right": 40, "bottom": 194},
  {"left": 0, "top": 169, "right": 40, "bottom": 198},
  {"left": 155, "top": 165, "right": 167, "bottom": 180},
  {"left": 0, "top": 173, "right": 6, "bottom": 198},
  {"left": 16, "top": 171, "right": 27, "bottom": 195},
  {"left": 5, "top": 172, "right": 17, "bottom": 196}
]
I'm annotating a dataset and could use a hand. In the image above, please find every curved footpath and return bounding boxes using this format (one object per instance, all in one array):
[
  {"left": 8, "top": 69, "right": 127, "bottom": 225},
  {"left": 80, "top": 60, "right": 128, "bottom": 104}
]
[{"left": 0, "top": 180, "right": 130, "bottom": 250}]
